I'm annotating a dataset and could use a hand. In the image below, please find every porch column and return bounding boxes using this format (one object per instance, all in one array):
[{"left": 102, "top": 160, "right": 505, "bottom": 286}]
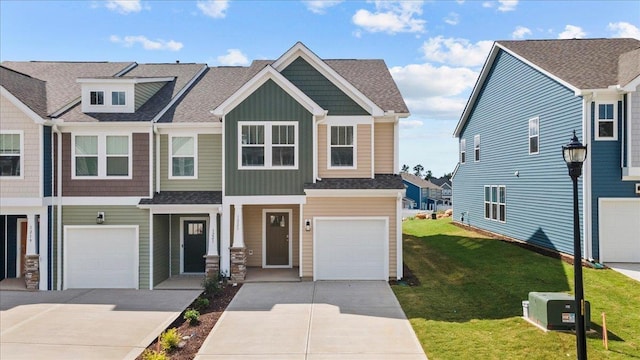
[
  {"left": 24, "top": 214, "right": 39, "bottom": 290},
  {"left": 230, "top": 204, "right": 246, "bottom": 283},
  {"left": 204, "top": 211, "right": 220, "bottom": 280}
]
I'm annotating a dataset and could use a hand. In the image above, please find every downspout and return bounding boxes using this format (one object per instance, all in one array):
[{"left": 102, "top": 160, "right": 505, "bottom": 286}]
[
  {"left": 52, "top": 124, "right": 62, "bottom": 290},
  {"left": 582, "top": 94, "right": 592, "bottom": 260}
]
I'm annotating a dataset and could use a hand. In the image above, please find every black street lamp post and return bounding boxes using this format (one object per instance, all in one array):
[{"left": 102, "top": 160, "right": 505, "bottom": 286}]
[{"left": 562, "top": 130, "right": 588, "bottom": 360}]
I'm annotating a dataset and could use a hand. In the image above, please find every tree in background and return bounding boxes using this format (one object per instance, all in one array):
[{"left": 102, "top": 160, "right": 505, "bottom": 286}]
[
  {"left": 413, "top": 164, "right": 424, "bottom": 177},
  {"left": 443, "top": 172, "right": 452, "bottom": 181},
  {"left": 401, "top": 164, "right": 410, "bottom": 173},
  {"left": 424, "top": 170, "right": 433, "bottom": 180}
]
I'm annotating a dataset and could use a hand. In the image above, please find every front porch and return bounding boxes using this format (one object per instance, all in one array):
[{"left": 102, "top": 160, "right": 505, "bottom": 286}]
[{"left": 153, "top": 267, "right": 300, "bottom": 289}]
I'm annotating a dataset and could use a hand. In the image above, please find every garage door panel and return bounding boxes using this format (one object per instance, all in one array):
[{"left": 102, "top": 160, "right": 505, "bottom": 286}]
[
  {"left": 600, "top": 200, "right": 640, "bottom": 263},
  {"left": 64, "top": 227, "right": 138, "bottom": 289},
  {"left": 315, "top": 219, "right": 387, "bottom": 280}
]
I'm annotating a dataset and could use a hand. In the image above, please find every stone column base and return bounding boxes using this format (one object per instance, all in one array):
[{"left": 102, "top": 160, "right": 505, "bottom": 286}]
[
  {"left": 230, "top": 247, "right": 246, "bottom": 283},
  {"left": 204, "top": 255, "right": 220, "bottom": 280},
  {"left": 24, "top": 254, "right": 40, "bottom": 290}
]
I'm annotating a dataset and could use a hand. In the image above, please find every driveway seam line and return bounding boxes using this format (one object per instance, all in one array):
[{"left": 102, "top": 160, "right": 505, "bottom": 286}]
[{"left": 304, "top": 281, "right": 317, "bottom": 359}]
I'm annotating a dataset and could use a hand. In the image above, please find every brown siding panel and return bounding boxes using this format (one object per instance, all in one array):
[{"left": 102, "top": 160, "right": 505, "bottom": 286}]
[{"left": 374, "top": 122, "right": 395, "bottom": 174}]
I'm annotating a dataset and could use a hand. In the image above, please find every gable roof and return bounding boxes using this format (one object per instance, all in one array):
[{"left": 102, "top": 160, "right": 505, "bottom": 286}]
[
  {"left": 401, "top": 173, "right": 441, "bottom": 189},
  {"left": 619, "top": 48, "right": 640, "bottom": 89},
  {"left": 454, "top": 38, "right": 640, "bottom": 137},
  {"left": 1, "top": 61, "right": 135, "bottom": 116},
  {"left": 430, "top": 177, "right": 452, "bottom": 187},
  {"left": 0, "top": 66, "right": 48, "bottom": 119}
]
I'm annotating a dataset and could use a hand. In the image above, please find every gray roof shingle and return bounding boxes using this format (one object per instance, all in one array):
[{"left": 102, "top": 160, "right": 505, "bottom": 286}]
[
  {"left": 304, "top": 174, "right": 404, "bottom": 190},
  {"left": 0, "top": 66, "right": 48, "bottom": 118},
  {"left": 619, "top": 48, "right": 640, "bottom": 87},
  {"left": 497, "top": 38, "right": 640, "bottom": 89},
  {"left": 139, "top": 191, "right": 222, "bottom": 205},
  {"left": 400, "top": 173, "right": 441, "bottom": 189}
]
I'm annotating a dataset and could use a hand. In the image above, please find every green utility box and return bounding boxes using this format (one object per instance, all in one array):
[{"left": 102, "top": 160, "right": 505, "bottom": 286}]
[{"left": 528, "top": 292, "right": 590, "bottom": 331}]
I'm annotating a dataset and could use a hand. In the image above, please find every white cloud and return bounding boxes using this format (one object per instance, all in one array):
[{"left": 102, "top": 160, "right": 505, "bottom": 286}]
[
  {"left": 197, "top": 0, "right": 229, "bottom": 19},
  {"left": 420, "top": 36, "right": 493, "bottom": 67},
  {"left": 304, "top": 0, "right": 343, "bottom": 14},
  {"left": 105, "top": 0, "right": 143, "bottom": 14},
  {"left": 482, "top": 2, "right": 493, "bottom": 8},
  {"left": 497, "top": 0, "right": 518, "bottom": 12},
  {"left": 352, "top": 1, "right": 426, "bottom": 34},
  {"left": 512, "top": 26, "right": 532, "bottom": 39},
  {"left": 444, "top": 12, "right": 459, "bottom": 26},
  {"left": 217, "top": 49, "right": 250, "bottom": 66},
  {"left": 558, "top": 25, "right": 586, "bottom": 39},
  {"left": 608, "top": 22, "right": 640, "bottom": 40},
  {"left": 399, "top": 119, "right": 424, "bottom": 129},
  {"left": 110, "top": 35, "right": 183, "bottom": 51}
]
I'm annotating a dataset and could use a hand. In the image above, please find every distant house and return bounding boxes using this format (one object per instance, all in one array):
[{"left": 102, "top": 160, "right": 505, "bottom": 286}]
[
  {"left": 401, "top": 173, "right": 442, "bottom": 210},
  {"left": 430, "top": 177, "right": 452, "bottom": 205},
  {"left": 453, "top": 38, "right": 640, "bottom": 265}
]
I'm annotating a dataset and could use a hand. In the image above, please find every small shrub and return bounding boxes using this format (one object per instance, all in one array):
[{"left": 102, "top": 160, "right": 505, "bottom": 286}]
[
  {"left": 194, "top": 296, "right": 210, "bottom": 310},
  {"left": 184, "top": 309, "right": 200, "bottom": 325},
  {"left": 159, "top": 328, "right": 181, "bottom": 351},
  {"left": 141, "top": 349, "right": 168, "bottom": 360},
  {"left": 202, "top": 276, "right": 221, "bottom": 296}
]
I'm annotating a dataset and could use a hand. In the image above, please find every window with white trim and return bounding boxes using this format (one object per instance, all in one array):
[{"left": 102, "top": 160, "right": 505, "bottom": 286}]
[
  {"left": 474, "top": 135, "right": 480, "bottom": 162},
  {"left": 170, "top": 135, "right": 197, "bottom": 178},
  {"left": 111, "top": 91, "right": 126, "bottom": 106},
  {"left": 239, "top": 122, "right": 298, "bottom": 169},
  {"left": 329, "top": 125, "right": 355, "bottom": 167},
  {"left": 460, "top": 138, "right": 466, "bottom": 164},
  {"left": 0, "top": 131, "right": 22, "bottom": 177},
  {"left": 596, "top": 103, "right": 617, "bottom": 140},
  {"left": 529, "top": 117, "right": 539, "bottom": 154},
  {"left": 73, "top": 134, "right": 131, "bottom": 178},
  {"left": 90, "top": 91, "right": 104, "bottom": 105},
  {"left": 484, "top": 185, "right": 506, "bottom": 222}
]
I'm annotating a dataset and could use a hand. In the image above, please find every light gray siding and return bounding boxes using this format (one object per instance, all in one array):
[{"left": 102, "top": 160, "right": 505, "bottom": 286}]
[
  {"left": 631, "top": 87, "right": 640, "bottom": 167},
  {"left": 135, "top": 82, "right": 165, "bottom": 110},
  {"left": 160, "top": 134, "right": 222, "bottom": 191},
  {"left": 453, "top": 50, "right": 584, "bottom": 256}
]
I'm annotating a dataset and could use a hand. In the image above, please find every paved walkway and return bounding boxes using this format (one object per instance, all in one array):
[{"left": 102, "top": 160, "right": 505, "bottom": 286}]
[
  {"left": 0, "top": 289, "right": 201, "bottom": 360},
  {"left": 196, "top": 281, "right": 427, "bottom": 359}
]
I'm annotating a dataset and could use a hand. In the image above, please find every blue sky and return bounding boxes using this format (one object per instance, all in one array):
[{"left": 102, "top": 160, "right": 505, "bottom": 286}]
[{"left": 1, "top": 0, "right": 639, "bottom": 177}]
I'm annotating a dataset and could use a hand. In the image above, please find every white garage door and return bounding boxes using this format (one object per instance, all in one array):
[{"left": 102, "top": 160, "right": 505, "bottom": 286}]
[
  {"left": 314, "top": 218, "right": 388, "bottom": 280},
  {"left": 599, "top": 199, "right": 640, "bottom": 263},
  {"left": 64, "top": 226, "right": 139, "bottom": 289}
]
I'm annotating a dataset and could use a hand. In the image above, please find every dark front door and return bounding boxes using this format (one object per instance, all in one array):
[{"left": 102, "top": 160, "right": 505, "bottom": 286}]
[
  {"left": 266, "top": 212, "right": 289, "bottom": 266},
  {"left": 184, "top": 220, "right": 206, "bottom": 273}
]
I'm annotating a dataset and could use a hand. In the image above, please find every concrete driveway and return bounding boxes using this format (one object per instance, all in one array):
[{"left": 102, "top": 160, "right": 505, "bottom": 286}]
[
  {"left": 196, "top": 281, "right": 427, "bottom": 359},
  {"left": 0, "top": 288, "right": 201, "bottom": 360}
]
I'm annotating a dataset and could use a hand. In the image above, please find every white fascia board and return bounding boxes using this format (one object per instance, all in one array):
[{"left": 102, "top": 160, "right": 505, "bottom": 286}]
[
  {"left": 56, "top": 122, "right": 153, "bottom": 132},
  {"left": 325, "top": 115, "right": 373, "bottom": 125},
  {"left": 153, "top": 64, "right": 208, "bottom": 123},
  {"left": 0, "top": 205, "right": 47, "bottom": 215},
  {"left": 137, "top": 204, "right": 222, "bottom": 213},
  {"left": 212, "top": 66, "right": 325, "bottom": 117},
  {"left": 76, "top": 77, "right": 175, "bottom": 84},
  {"left": 0, "top": 198, "right": 45, "bottom": 207},
  {"left": 1, "top": 87, "right": 46, "bottom": 124},
  {"left": 272, "top": 42, "right": 384, "bottom": 116},
  {"left": 60, "top": 197, "right": 142, "bottom": 206},
  {"left": 620, "top": 75, "right": 640, "bottom": 91},
  {"left": 225, "top": 195, "right": 307, "bottom": 205},
  {"left": 304, "top": 189, "right": 402, "bottom": 197},
  {"left": 155, "top": 122, "right": 222, "bottom": 134}
]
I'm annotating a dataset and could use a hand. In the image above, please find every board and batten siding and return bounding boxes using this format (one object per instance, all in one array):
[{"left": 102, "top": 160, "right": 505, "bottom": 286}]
[
  {"left": 0, "top": 96, "right": 41, "bottom": 198},
  {"left": 62, "top": 205, "right": 150, "bottom": 289},
  {"left": 318, "top": 124, "right": 372, "bottom": 178},
  {"left": 135, "top": 82, "right": 165, "bottom": 111},
  {"left": 302, "top": 197, "right": 397, "bottom": 279},
  {"left": 374, "top": 122, "right": 395, "bottom": 174},
  {"left": 590, "top": 99, "right": 639, "bottom": 260},
  {"left": 153, "top": 214, "right": 170, "bottom": 286},
  {"left": 280, "top": 57, "right": 368, "bottom": 116},
  {"left": 453, "top": 49, "right": 584, "bottom": 256},
  {"left": 225, "top": 79, "right": 313, "bottom": 196},
  {"left": 160, "top": 134, "right": 222, "bottom": 191}
]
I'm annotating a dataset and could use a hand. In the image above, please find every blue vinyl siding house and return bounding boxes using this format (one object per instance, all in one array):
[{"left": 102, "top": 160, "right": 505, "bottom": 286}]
[
  {"left": 401, "top": 173, "right": 442, "bottom": 210},
  {"left": 453, "top": 38, "right": 640, "bottom": 264}
]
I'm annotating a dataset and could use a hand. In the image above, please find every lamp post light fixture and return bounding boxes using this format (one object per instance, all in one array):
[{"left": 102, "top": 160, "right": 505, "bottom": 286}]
[{"left": 562, "top": 130, "right": 588, "bottom": 360}]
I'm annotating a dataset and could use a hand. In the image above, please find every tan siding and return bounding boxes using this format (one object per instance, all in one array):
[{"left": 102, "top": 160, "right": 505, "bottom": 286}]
[
  {"left": 135, "top": 82, "right": 165, "bottom": 111},
  {"left": 318, "top": 124, "right": 372, "bottom": 178},
  {"left": 0, "top": 96, "right": 41, "bottom": 198},
  {"left": 160, "top": 134, "right": 222, "bottom": 191},
  {"left": 242, "top": 205, "right": 300, "bottom": 267},
  {"left": 374, "top": 122, "right": 395, "bottom": 174},
  {"left": 62, "top": 205, "right": 150, "bottom": 289},
  {"left": 302, "top": 197, "right": 397, "bottom": 279}
]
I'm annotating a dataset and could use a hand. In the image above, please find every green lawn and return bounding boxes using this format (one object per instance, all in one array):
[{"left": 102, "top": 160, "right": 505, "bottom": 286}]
[{"left": 393, "top": 218, "right": 640, "bottom": 360}]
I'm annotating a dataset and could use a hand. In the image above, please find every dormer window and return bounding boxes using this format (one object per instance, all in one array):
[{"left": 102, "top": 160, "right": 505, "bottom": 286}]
[
  {"left": 90, "top": 91, "right": 104, "bottom": 105},
  {"left": 112, "top": 91, "right": 126, "bottom": 106}
]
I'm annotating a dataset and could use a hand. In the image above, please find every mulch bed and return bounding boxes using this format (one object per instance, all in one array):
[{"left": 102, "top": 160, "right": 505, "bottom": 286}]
[{"left": 137, "top": 283, "right": 241, "bottom": 360}]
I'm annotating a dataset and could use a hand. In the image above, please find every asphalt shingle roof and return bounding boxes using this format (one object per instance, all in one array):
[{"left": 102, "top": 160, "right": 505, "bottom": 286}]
[
  {"left": 304, "top": 174, "right": 404, "bottom": 190},
  {"left": 497, "top": 38, "right": 640, "bottom": 89},
  {"left": 619, "top": 48, "right": 640, "bottom": 87},
  {"left": 0, "top": 66, "right": 48, "bottom": 118},
  {"left": 138, "top": 191, "right": 222, "bottom": 205},
  {"left": 401, "top": 173, "right": 441, "bottom": 189}
]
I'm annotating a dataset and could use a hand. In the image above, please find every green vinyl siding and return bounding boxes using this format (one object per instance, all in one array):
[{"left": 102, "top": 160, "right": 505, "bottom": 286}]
[
  {"left": 62, "top": 205, "right": 150, "bottom": 289},
  {"left": 153, "top": 214, "right": 170, "bottom": 286},
  {"left": 281, "top": 57, "right": 368, "bottom": 115},
  {"left": 225, "top": 79, "right": 314, "bottom": 196},
  {"left": 160, "top": 134, "right": 222, "bottom": 191},
  {"left": 135, "top": 82, "right": 165, "bottom": 110}
]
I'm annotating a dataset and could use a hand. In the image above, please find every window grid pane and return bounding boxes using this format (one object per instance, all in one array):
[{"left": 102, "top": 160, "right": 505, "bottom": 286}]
[
  {"left": 76, "top": 157, "right": 98, "bottom": 176},
  {"left": 172, "top": 137, "right": 194, "bottom": 156},
  {"left": 0, "top": 134, "right": 20, "bottom": 154},
  {"left": 90, "top": 91, "right": 104, "bottom": 105},
  {"left": 107, "top": 136, "right": 128, "bottom": 155},
  {"left": 173, "top": 157, "right": 194, "bottom": 176},
  {"left": 75, "top": 136, "right": 98, "bottom": 155}
]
